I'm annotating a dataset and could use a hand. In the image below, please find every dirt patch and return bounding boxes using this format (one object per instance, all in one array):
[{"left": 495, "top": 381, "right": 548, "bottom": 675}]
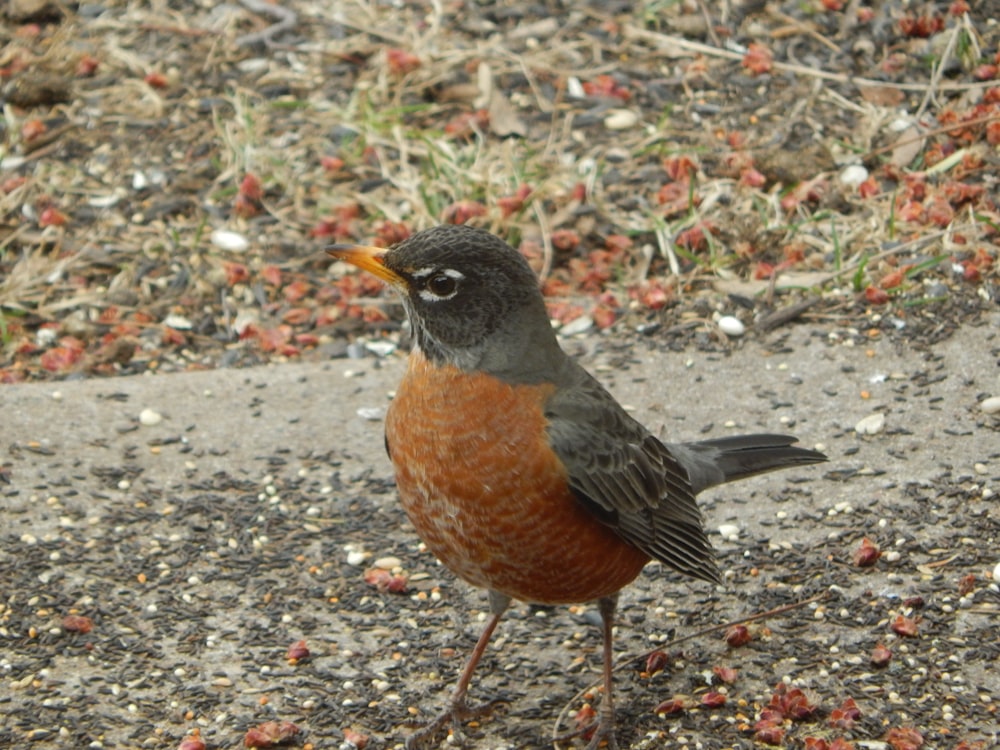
[
  {"left": 1, "top": 0, "right": 998, "bottom": 381},
  {"left": 2, "top": 323, "right": 998, "bottom": 749}
]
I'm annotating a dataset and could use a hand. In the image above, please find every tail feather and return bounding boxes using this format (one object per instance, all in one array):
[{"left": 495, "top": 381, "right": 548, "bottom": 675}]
[{"left": 669, "top": 434, "right": 827, "bottom": 495}]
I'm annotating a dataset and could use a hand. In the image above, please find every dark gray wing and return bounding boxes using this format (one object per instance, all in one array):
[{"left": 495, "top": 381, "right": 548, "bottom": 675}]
[{"left": 544, "top": 364, "right": 720, "bottom": 585}]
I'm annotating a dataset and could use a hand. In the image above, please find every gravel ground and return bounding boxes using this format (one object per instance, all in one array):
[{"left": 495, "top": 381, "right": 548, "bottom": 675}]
[
  {"left": 4, "top": 1, "right": 1000, "bottom": 748},
  {"left": 2, "top": 320, "right": 999, "bottom": 750}
]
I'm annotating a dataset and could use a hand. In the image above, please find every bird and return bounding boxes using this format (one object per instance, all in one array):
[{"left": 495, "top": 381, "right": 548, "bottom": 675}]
[{"left": 328, "top": 224, "right": 827, "bottom": 749}]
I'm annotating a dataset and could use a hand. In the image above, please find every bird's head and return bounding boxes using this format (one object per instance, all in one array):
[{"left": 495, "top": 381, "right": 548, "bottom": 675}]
[{"left": 329, "top": 224, "right": 560, "bottom": 379}]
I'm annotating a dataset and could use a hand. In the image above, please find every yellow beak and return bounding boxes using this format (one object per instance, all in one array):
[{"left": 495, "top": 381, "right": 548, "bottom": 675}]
[{"left": 327, "top": 244, "right": 406, "bottom": 287}]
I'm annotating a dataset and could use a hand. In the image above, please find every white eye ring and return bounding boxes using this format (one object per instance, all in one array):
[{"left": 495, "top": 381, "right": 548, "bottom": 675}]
[{"left": 414, "top": 267, "right": 463, "bottom": 301}]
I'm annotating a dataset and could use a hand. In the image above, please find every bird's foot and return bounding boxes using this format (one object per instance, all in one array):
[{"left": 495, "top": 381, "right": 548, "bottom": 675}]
[
  {"left": 552, "top": 705, "right": 618, "bottom": 749},
  {"left": 552, "top": 723, "right": 618, "bottom": 750},
  {"left": 404, "top": 698, "right": 506, "bottom": 749},
  {"left": 582, "top": 719, "right": 619, "bottom": 750}
]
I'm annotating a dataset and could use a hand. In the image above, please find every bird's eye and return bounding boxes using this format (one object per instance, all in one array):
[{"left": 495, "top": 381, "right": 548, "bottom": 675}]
[{"left": 426, "top": 273, "right": 458, "bottom": 297}]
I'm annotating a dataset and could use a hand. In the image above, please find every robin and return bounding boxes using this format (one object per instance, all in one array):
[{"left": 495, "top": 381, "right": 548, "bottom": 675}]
[{"left": 328, "top": 224, "right": 826, "bottom": 749}]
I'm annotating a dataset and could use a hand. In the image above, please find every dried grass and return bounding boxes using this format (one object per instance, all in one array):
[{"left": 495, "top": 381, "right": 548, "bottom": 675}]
[{"left": 1, "top": 0, "right": 997, "bottom": 376}]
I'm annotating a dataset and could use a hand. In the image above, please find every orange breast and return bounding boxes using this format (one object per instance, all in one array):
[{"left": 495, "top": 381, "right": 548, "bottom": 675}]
[{"left": 385, "top": 352, "right": 649, "bottom": 605}]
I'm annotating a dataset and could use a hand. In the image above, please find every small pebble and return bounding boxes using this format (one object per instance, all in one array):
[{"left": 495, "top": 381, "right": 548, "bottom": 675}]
[
  {"left": 718, "top": 523, "right": 741, "bottom": 540},
  {"left": 88, "top": 193, "right": 121, "bottom": 208},
  {"left": 839, "top": 164, "right": 869, "bottom": 187},
  {"left": 138, "top": 408, "right": 163, "bottom": 426},
  {"left": 854, "top": 412, "right": 885, "bottom": 435},
  {"left": 210, "top": 229, "right": 249, "bottom": 252},
  {"left": 981, "top": 396, "right": 1000, "bottom": 414},
  {"left": 163, "top": 313, "right": 193, "bottom": 330},
  {"left": 717, "top": 316, "right": 745, "bottom": 337},
  {"left": 566, "top": 76, "right": 586, "bottom": 99},
  {"left": 604, "top": 109, "right": 639, "bottom": 130},
  {"left": 992, "top": 561, "right": 1000, "bottom": 584},
  {"left": 346, "top": 550, "right": 369, "bottom": 566},
  {"left": 365, "top": 340, "right": 396, "bottom": 357},
  {"left": 237, "top": 58, "right": 270, "bottom": 74},
  {"left": 37, "top": 328, "right": 58, "bottom": 347},
  {"left": 559, "top": 315, "right": 593, "bottom": 336}
]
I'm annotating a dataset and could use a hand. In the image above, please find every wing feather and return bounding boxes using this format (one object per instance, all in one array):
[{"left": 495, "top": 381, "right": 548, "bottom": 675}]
[{"left": 545, "top": 366, "right": 720, "bottom": 584}]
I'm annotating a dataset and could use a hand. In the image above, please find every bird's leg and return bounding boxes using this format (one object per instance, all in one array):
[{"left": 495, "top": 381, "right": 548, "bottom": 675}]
[
  {"left": 551, "top": 596, "right": 622, "bottom": 748},
  {"left": 405, "top": 591, "right": 511, "bottom": 750},
  {"left": 585, "top": 595, "right": 620, "bottom": 750}
]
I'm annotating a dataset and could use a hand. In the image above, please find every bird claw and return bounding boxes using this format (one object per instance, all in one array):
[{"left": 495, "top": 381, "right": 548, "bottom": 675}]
[
  {"left": 404, "top": 698, "right": 506, "bottom": 749},
  {"left": 551, "top": 716, "right": 619, "bottom": 750},
  {"left": 583, "top": 721, "right": 619, "bottom": 750}
]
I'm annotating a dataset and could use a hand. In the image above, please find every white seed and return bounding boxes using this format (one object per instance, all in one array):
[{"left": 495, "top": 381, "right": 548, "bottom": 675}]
[
  {"left": 839, "top": 164, "right": 869, "bottom": 187},
  {"left": 37, "top": 327, "right": 57, "bottom": 347},
  {"left": 559, "top": 315, "right": 593, "bottom": 336},
  {"left": 138, "top": 408, "right": 163, "bottom": 426},
  {"left": 346, "top": 550, "right": 369, "bottom": 566},
  {"left": 718, "top": 524, "right": 740, "bottom": 540},
  {"left": 210, "top": 229, "right": 250, "bottom": 252},
  {"left": 163, "top": 313, "right": 193, "bottom": 330},
  {"left": 980, "top": 396, "right": 1000, "bottom": 414},
  {"left": 89, "top": 193, "right": 121, "bottom": 208},
  {"left": 717, "top": 315, "right": 745, "bottom": 337},
  {"left": 854, "top": 412, "right": 885, "bottom": 435},
  {"left": 604, "top": 109, "right": 639, "bottom": 130},
  {"left": 566, "top": 77, "right": 586, "bottom": 98}
]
